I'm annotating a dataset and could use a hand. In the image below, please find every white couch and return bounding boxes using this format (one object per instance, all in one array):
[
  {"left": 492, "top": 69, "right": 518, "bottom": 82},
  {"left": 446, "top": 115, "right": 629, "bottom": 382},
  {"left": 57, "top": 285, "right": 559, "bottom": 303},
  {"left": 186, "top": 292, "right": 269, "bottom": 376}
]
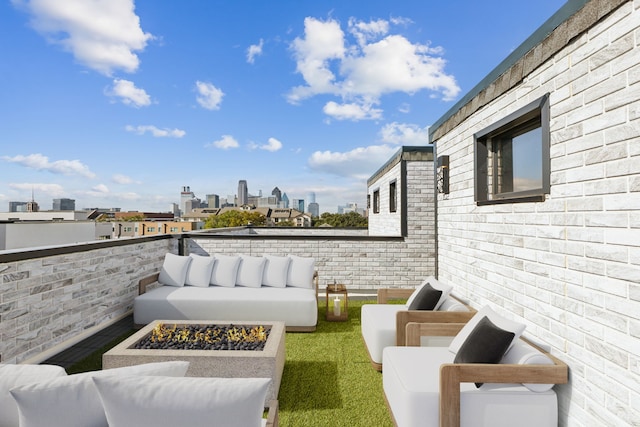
[
  {"left": 134, "top": 253, "right": 318, "bottom": 331},
  {"left": 361, "top": 277, "right": 476, "bottom": 370},
  {"left": 382, "top": 307, "right": 568, "bottom": 427}
]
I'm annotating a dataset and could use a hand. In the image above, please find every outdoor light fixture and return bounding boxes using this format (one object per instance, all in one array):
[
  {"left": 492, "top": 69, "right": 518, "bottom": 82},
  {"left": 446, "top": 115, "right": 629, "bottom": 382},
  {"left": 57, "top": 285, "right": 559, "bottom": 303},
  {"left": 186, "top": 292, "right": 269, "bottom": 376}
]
[{"left": 437, "top": 155, "right": 450, "bottom": 194}]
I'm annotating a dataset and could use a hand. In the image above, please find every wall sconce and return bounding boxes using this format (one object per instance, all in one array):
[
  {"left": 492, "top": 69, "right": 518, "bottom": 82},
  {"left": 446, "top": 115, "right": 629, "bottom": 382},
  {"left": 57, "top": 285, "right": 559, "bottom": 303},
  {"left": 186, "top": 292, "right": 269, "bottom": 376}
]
[{"left": 437, "top": 155, "right": 450, "bottom": 194}]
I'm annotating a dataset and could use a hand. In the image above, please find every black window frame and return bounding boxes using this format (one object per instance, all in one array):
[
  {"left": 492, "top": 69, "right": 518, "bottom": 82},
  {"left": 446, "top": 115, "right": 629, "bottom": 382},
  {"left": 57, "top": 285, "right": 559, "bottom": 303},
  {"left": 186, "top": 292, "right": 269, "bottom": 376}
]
[
  {"left": 373, "top": 189, "right": 380, "bottom": 214},
  {"left": 474, "top": 94, "right": 550, "bottom": 205},
  {"left": 389, "top": 180, "right": 397, "bottom": 213}
]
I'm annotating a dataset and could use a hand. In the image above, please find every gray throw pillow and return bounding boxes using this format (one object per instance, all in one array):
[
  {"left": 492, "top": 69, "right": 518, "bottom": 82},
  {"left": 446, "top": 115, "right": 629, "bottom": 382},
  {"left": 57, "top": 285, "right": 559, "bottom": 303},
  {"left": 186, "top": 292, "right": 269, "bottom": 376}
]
[
  {"left": 407, "top": 282, "right": 442, "bottom": 310},
  {"left": 453, "top": 315, "right": 515, "bottom": 387}
]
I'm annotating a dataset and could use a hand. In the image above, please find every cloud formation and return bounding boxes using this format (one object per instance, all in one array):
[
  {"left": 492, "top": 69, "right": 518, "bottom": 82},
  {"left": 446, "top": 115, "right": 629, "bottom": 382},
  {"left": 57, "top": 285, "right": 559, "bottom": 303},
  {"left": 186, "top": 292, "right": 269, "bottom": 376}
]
[
  {"left": 107, "top": 79, "right": 151, "bottom": 107},
  {"left": 125, "top": 125, "right": 186, "bottom": 138},
  {"left": 289, "top": 17, "right": 460, "bottom": 120},
  {"left": 196, "top": 81, "right": 224, "bottom": 110},
  {"left": 112, "top": 174, "right": 139, "bottom": 184},
  {"left": 308, "top": 145, "right": 397, "bottom": 178},
  {"left": 250, "top": 137, "right": 283, "bottom": 152},
  {"left": 15, "top": 0, "right": 153, "bottom": 76},
  {"left": 9, "top": 182, "right": 66, "bottom": 197},
  {"left": 379, "top": 122, "right": 430, "bottom": 145},
  {"left": 247, "top": 39, "right": 264, "bottom": 64},
  {"left": 2, "top": 153, "right": 95, "bottom": 178},
  {"left": 207, "top": 135, "right": 239, "bottom": 150}
]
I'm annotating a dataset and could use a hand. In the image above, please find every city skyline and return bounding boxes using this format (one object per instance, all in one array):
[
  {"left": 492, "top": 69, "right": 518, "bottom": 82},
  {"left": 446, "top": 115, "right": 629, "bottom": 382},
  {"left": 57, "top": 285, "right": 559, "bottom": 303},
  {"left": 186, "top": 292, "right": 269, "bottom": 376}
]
[{"left": 0, "top": 0, "right": 566, "bottom": 212}]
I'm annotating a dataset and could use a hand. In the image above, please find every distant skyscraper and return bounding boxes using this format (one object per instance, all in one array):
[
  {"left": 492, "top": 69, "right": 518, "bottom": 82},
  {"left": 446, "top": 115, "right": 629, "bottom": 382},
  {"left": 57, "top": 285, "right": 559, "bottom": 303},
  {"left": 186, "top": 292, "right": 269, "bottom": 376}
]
[
  {"left": 180, "top": 186, "right": 195, "bottom": 216},
  {"left": 308, "top": 202, "right": 319, "bottom": 217},
  {"left": 293, "top": 198, "right": 304, "bottom": 213},
  {"left": 206, "top": 194, "right": 219, "bottom": 209},
  {"left": 53, "top": 198, "right": 75, "bottom": 211},
  {"left": 307, "top": 192, "right": 316, "bottom": 204},
  {"left": 238, "top": 180, "right": 248, "bottom": 206},
  {"left": 281, "top": 193, "right": 289, "bottom": 208},
  {"left": 9, "top": 201, "right": 28, "bottom": 212},
  {"left": 272, "top": 187, "right": 282, "bottom": 203}
]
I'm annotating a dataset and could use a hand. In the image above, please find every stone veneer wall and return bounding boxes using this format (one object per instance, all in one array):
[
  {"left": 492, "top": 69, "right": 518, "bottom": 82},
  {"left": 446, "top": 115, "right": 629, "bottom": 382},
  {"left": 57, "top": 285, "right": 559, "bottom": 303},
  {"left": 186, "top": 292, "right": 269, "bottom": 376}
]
[
  {"left": 0, "top": 237, "right": 174, "bottom": 363},
  {"left": 433, "top": 2, "right": 639, "bottom": 425}
]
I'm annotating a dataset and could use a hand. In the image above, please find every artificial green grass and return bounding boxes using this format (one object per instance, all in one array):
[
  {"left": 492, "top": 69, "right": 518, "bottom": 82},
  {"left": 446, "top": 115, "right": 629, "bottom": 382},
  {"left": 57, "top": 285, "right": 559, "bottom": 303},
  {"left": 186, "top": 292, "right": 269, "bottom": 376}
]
[{"left": 68, "top": 299, "right": 393, "bottom": 427}]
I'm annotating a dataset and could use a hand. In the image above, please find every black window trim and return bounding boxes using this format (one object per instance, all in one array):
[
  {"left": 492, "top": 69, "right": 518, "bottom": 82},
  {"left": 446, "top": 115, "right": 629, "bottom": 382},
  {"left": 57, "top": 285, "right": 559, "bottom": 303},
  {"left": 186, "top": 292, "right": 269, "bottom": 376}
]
[
  {"left": 372, "top": 188, "right": 380, "bottom": 214},
  {"left": 389, "top": 180, "right": 397, "bottom": 213}
]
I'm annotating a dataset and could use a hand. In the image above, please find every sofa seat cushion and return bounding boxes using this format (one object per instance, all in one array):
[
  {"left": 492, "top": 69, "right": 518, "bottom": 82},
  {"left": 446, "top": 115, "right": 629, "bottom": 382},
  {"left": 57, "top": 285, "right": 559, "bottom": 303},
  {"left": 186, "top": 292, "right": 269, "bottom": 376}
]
[
  {"left": 134, "top": 285, "right": 317, "bottom": 327},
  {"left": 382, "top": 346, "right": 557, "bottom": 427},
  {"left": 361, "top": 304, "right": 407, "bottom": 365}
]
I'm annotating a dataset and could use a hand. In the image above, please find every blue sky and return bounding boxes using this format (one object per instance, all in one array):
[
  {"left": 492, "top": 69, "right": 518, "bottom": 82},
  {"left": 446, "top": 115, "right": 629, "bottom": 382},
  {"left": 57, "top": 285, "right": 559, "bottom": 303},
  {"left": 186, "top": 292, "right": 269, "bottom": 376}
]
[{"left": 0, "top": 0, "right": 566, "bottom": 213}]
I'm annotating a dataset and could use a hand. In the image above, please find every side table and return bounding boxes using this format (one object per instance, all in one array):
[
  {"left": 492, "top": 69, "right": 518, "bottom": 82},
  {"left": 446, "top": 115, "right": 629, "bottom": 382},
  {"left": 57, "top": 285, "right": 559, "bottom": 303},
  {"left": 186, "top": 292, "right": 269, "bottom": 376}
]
[{"left": 326, "top": 283, "right": 348, "bottom": 321}]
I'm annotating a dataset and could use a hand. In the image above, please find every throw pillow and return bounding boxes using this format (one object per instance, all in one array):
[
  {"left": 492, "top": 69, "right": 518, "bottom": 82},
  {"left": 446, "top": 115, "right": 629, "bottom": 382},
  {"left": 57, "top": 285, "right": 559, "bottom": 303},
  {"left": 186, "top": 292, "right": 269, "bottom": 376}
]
[
  {"left": 453, "top": 316, "right": 515, "bottom": 387},
  {"left": 210, "top": 255, "right": 241, "bottom": 287},
  {"left": 9, "top": 361, "right": 189, "bottom": 427},
  {"left": 407, "top": 282, "right": 442, "bottom": 310},
  {"left": 93, "top": 376, "right": 270, "bottom": 427},
  {"left": 0, "top": 364, "right": 67, "bottom": 427},
  {"left": 262, "top": 255, "right": 291, "bottom": 288},
  {"left": 236, "top": 255, "right": 267, "bottom": 288},
  {"left": 449, "top": 305, "right": 526, "bottom": 355},
  {"left": 185, "top": 254, "right": 215, "bottom": 288},
  {"left": 158, "top": 253, "right": 192, "bottom": 287},
  {"left": 287, "top": 255, "right": 315, "bottom": 288},
  {"left": 405, "top": 276, "right": 453, "bottom": 310}
]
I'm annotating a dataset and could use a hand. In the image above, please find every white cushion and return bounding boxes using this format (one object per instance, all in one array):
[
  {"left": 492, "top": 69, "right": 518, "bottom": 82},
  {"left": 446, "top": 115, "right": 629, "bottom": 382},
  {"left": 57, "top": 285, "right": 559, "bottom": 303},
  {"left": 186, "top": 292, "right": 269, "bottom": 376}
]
[
  {"left": 185, "top": 254, "right": 215, "bottom": 287},
  {"left": 439, "top": 298, "right": 469, "bottom": 312},
  {"left": 93, "top": 376, "right": 270, "bottom": 427},
  {"left": 9, "top": 361, "right": 189, "bottom": 427},
  {"left": 405, "top": 276, "right": 452, "bottom": 310},
  {"left": 287, "top": 255, "right": 315, "bottom": 288},
  {"left": 0, "top": 364, "right": 67, "bottom": 427},
  {"left": 500, "top": 340, "right": 555, "bottom": 392},
  {"left": 449, "top": 306, "right": 526, "bottom": 355},
  {"left": 262, "top": 255, "right": 291, "bottom": 288},
  {"left": 211, "top": 254, "right": 241, "bottom": 287},
  {"left": 361, "top": 304, "right": 407, "bottom": 365},
  {"left": 158, "top": 253, "right": 192, "bottom": 287},
  {"left": 236, "top": 255, "right": 267, "bottom": 288}
]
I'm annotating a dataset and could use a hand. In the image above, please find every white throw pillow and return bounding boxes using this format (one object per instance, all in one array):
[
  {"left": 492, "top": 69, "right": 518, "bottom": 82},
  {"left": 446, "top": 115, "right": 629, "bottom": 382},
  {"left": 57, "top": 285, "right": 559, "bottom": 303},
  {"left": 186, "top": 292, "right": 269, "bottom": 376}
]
[
  {"left": 287, "top": 255, "right": 315, "bottom": 288},
  {"left": 185, "top": 254, "right": 215, "bottom": 287},
  {"left": 210, "top": 254, "right": 241, "bottom": 287},
  {"left": 158, "top": 253, "right": 192, "bottom": 287},
  {"left": 405, "top": 276, "right": 453, "bottom": 310},
  {"left": 236, "top": 255, "right": 267, "bottom": 288},
  {"left": 9, "top": 361, "right": 189, "bottom": 427},
  {"left": 93, "top": 376, "right": 270, "bottom": 427},
  {"left": 448, "top": 305, "right": 526, "bottom": 355},
  {"left": 0, "top": 364, "right": 67, "bottom": 427},
  {"left": 262, "top": 255, "right": 291, "bottom": 288}
]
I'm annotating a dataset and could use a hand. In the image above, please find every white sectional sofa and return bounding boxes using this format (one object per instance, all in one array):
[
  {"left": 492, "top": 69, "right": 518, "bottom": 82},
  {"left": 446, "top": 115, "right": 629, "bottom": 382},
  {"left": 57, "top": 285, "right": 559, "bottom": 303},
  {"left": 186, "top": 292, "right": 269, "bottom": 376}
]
[{"left": 134, "top": 253, "right": 318, "bottom": 331}]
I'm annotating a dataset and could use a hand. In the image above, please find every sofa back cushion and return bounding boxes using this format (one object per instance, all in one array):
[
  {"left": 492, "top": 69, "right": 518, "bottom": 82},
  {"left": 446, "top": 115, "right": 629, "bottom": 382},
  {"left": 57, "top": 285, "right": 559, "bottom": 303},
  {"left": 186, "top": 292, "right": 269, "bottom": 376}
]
[
  {"left": 211, "top": 255, "right": 241, "bottom": 287},
  {"left": 158, "top": 253, "right": 192, "bottom": 287},
  {"left": 186, "top": 255, "right": 216, "bottom": 288},
  {"left": 406, "top": 277, "right": 452, "bottom": 310},
  {"left": 287, "top": 255, "right": 315, "bottom": 289},
  {"left": 262, "top": 255, "right": 291, "bottom": 288},
  {"left": 236, "top": 255, "right": 267, "bottom": 288}
]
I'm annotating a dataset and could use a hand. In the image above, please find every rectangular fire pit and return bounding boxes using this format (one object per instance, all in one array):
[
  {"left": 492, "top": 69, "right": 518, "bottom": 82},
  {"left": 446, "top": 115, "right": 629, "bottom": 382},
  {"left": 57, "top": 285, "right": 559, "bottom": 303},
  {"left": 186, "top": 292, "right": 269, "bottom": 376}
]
[{"left": 103, "top": 320, "right": 285, "bottom": 401}]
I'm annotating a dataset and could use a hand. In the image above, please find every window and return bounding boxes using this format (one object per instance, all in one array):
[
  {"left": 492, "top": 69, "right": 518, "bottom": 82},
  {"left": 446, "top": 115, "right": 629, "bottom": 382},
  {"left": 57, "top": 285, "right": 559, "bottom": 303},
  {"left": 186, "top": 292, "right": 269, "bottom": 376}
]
[
  {"left": 373, "top": 189, "right": 380, "bottom": 214},
  {"left": 367, "top": 194, "right": 371, "bottom": 209},
  {"left": 474, "top": 94, "right": 550, "bottom": 205},
  {"left": 389, "top": 181, "right": 397, "bottom": 212}
]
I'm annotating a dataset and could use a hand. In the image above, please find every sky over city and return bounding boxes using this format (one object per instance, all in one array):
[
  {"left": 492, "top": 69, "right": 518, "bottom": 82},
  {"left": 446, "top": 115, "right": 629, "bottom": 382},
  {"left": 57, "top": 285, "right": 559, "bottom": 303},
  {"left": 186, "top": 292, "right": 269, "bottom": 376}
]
[{"left": 1, "top": 0, "right": 566, "bottom": 213}]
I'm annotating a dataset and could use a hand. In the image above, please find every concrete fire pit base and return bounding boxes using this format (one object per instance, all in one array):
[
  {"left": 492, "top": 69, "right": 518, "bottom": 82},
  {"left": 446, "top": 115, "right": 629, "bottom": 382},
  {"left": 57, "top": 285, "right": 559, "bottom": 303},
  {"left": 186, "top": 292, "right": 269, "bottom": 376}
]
[{"left": 103, "top": 320, "right": 285, "bottom": 401}]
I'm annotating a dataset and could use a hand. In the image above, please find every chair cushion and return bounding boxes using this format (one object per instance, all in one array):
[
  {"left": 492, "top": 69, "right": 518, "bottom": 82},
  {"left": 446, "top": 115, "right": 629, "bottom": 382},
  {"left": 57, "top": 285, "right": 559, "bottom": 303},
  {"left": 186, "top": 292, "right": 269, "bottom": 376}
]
[
  {"left": 186, "top": 254, "right": 215, "bottom": 288},
  {"left": 287, "top": 255, "right": 315, "bottom": 288},
  {"left": 500, "top": 340, "right": 555, "bottom": 392},
  {"left": 361, "top": 304, "right": 407, "bottom": 364},
  {"left": 93, "top": 376, "right": 270, "bottom": 427},
  {"left": 0, "top": 364, "right": 67, "bottom": 427},
  {"left": 9, "top": 361, "right": 189, "bottom": 427},
  {"left": 262, "top": 255, "right": 291, "bottom": 288},
  {"left": 407, "top": 282, "right": 442, "bottom": 310},
  {"left": 211, "top": 255, "right": 241, "bottom": 287},
  {"left": 236, "top": 255, "right": 267, "bottom": 288},
  {"left": 158, "top": 253, "right": 192, "bottom": 287},
  {"left": 405, "top": 277, "right": 452, "bottom": 310}
]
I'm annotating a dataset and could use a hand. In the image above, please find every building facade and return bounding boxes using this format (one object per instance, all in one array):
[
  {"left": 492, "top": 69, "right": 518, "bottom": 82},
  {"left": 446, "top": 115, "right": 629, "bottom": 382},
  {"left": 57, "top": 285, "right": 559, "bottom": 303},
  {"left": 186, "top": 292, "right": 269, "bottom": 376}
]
[{"left": 52, "top": 198, "right": 75, "bottom": 211}]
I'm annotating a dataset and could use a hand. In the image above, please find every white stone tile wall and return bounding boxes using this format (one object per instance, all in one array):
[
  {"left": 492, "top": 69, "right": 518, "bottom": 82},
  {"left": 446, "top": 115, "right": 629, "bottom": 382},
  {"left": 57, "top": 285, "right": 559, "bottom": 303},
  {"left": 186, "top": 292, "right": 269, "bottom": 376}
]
[
  {"left": 434, "top": 3, "right": 640, "bottom": 426},
  {"left": 368, "top": 162, "right": 403, "bottom": 236}
]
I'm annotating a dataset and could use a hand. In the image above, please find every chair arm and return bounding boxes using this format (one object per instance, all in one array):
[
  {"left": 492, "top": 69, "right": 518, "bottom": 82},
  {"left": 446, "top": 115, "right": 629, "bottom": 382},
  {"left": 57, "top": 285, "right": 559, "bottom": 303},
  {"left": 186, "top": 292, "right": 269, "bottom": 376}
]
[
  {"left": 438, "top": 340, "right": 569, "bottom": 427},
  {"left": 377, "top": 288, "right": 415, "bottom": 304},
  {"left": 266, "top": 400, "right": 279, "bottom": 427},
  {"left": 405, "top": 322, "right": 466, "bottom": 346},
  {"left": 138, "top": 273, "right": 160, "bottom": 295},
  {"left": 397, "top": 311, "right": 475, "bottom": 346}
]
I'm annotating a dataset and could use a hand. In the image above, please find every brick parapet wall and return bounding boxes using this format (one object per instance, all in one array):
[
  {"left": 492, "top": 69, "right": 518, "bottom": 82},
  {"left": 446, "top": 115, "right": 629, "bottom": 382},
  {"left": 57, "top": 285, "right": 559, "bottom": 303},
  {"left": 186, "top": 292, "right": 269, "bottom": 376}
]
[{"left": 433, "top": 2, "right": 639, "bottom": 425}]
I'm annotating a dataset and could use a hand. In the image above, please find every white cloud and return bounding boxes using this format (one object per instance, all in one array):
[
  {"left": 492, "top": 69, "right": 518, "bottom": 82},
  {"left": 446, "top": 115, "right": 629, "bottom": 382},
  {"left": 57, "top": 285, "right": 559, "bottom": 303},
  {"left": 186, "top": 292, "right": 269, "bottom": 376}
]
[
  {"left": 112, "top": 174, "right": 139, "bottom": 184},
  {"left": 207, "top": 135, "right": 239, "bottom": 150},
  {"left": 308, "top": 145, "right": 397, "bottom": 178},
  {"left": 247, "top": 38, "right": 264, "bottom": 64},
  {"left": 2, "top": 153, "right": 96, "bottom": 178},
  {"left": 125, "top": 125, "right": 186, "bottom": 138},
  {"left": 195, "top": 81, "right": 224, "bottom": 110},
  {"left": 15, "top": 0, "right": 153, "bottom": 76},
  {"left": 9, "top": 182, "right": 66, "bottom": 197},
  {"left": 261, "top": 137, "right": 283, "bottom": 152},
  {"left": 379, "top": 122, "right": 430, "bottom": 145},
  {"left": 398, "top": 103, "right": 410, "bottom": 113},
  {"left": 288, "top": 17, "right": 460, "bottom": 119},
  {"left": 323, "top": 101, "right": 382, "bottom": 121},
  {"left": 107, "top": 79, "right": 151, "bottom": 107}
]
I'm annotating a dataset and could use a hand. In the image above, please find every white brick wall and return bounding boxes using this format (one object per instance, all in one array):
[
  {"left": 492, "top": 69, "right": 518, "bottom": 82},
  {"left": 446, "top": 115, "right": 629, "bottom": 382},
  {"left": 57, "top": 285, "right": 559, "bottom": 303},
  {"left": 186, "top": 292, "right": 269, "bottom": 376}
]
[
  {"left": 434, "top": 3, "right": 640, "bottom": 426},
  {"left": 368, "top": 162, "right": 403, "bottom": 236}
]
